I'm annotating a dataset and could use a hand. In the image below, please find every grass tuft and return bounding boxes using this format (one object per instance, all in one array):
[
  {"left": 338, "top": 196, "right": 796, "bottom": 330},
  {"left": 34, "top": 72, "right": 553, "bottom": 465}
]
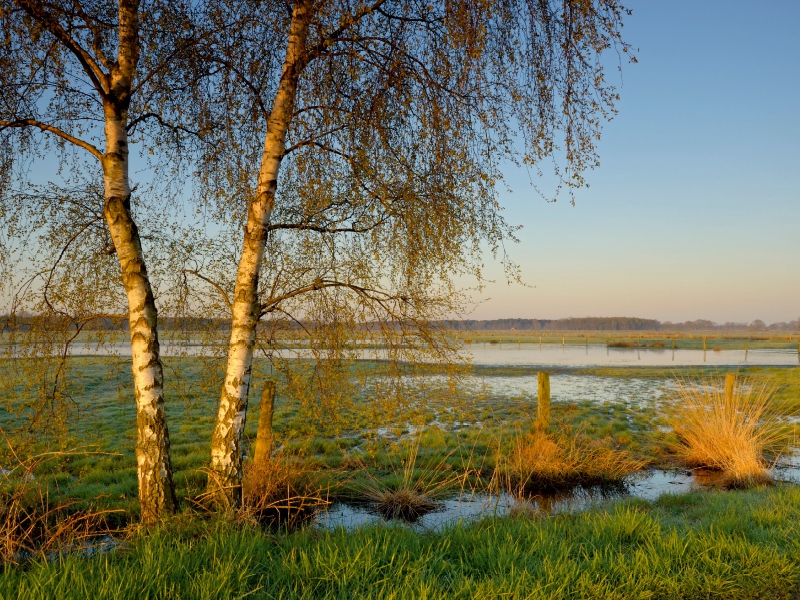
[
  {"left": 0, "top": 447, "right": 122, "bottom": 565},
  {"left": 669, "top": 377, "right": 787, "bottom": 487},
  {"left": 356, "top": 439, "right": 466, "bottom": 522}
]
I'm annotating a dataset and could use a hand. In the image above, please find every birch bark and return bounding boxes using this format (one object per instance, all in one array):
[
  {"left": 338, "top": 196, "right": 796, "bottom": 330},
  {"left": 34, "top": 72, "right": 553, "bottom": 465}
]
[
  {"left": 102, "top": 102, "right": 177, "bottom": 522},
  {"left": 207, "top": 1, "right": 311, "bottom": 506}
]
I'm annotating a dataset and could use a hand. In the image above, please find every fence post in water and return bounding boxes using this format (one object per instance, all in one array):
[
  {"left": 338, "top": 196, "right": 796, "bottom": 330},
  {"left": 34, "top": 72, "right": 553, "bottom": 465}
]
[
  {"left": 724, "top": 374, "right": 736, "bottom": 404},
  {"left": 745, "top": 342, "right": 748, "bottom": 361},
  {"left": 254, "top": 380, "right": 276, "bottom": 466},
  {"left": 562, "top": 336, "right": 565, "bottom": 348},
  {"left": 536, "top": 372, "right": 551, "bottom": 433}
]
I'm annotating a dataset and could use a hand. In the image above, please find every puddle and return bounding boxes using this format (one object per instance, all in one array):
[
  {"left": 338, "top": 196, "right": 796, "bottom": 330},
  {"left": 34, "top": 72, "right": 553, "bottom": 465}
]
[
  {"left": 461, "top": 374, "right": 671, "bottom": 406},
  {"left": 315, "top": 463, "right": 800, "bottom": 531}
]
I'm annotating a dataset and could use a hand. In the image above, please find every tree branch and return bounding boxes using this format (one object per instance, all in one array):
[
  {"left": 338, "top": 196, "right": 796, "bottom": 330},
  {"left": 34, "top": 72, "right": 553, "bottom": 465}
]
[
  {"left": 183, "top": 270, "right": 233, "bottom": 311},
  {"left": 126, "top": 112, "right": 203, "bottom": 139},
  {"left": 15, "top": 0, "right": 109, "bottom": 96},
  {"left": 0, "top": 119, "right": 103, "bottom": 159},
  {"left": 259, "top": 279, "right": 397, "bottom": 317}
]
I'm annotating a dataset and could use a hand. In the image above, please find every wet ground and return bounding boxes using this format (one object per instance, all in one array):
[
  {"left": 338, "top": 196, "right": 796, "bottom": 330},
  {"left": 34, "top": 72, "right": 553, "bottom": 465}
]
[{"left": 315, "top": 460, "right": 800, "bottom": 532}]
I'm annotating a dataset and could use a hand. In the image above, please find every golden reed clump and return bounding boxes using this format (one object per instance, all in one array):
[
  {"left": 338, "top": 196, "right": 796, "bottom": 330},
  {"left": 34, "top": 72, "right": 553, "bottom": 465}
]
[
  {"left": 237, "top": 454, "right": 329, "bottom": 527},
  {"left": 669, "top": 377, "right": 786, "bottom": 487},
  {"left": 505, "top": 428, "right": 646, "bottom": 492}
]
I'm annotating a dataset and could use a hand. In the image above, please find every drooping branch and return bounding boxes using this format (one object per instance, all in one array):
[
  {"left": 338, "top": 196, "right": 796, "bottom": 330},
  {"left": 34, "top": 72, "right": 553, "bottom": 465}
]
[
  {"left": 182, "top": 269, "right": 233, "bottom": 311},
  {"left": 265, "top": 219, "right": 385, "bottom": 235},
  {"left": 304, "top": 0, "right": 390, "bottom": 65},
  {"left": 259, "top": 278, "right": 405, "bottom": 317},
  {"left": 0, "top": 119, "right": 103, "bottom": 160},
  {"left": 126, "top": 112, "right": 204, "bottom": 139},
  {"left": 15, "top": 0, "right": 109, "bottom": 96}
]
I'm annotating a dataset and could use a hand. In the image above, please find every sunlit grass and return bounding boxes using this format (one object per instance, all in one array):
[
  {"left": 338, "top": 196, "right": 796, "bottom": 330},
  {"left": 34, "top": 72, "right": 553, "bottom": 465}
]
[{"left": 237, "top": 453, "right": 330, "bottom": 527}]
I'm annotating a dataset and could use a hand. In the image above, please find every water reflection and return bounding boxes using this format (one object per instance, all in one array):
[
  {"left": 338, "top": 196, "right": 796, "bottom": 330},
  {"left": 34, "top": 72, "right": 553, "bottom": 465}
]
[
  {"left": 25, "top": 341, "right": 800, "bottom": 367},
  {"left": 465, "top": 344, "right": 799, "bottom": 367},
  {"left": 315, "top": 462, "right": 800, "bottom": 532}
]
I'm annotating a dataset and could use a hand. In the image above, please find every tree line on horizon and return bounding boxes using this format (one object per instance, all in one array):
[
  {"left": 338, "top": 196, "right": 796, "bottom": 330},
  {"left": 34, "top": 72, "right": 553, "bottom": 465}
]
[
  {"left": 439, "top": 317, "right": 800, "bottom": 332},
  {"left": 3, "top": 314, "right": 797, "bottom": 336}
]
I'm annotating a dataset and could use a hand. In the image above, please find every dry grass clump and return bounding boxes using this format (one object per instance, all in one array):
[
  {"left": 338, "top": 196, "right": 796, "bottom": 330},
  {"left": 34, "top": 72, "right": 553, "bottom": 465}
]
[
  {"left": 504, "top": 427, "right": 646, "bottom": 493},
  {"left": 357, "top": 441, "right": 466, "bottom": 522},
  {"left": 239, "top": 455, "right": 330, "bottom": 526},
  {"left": 1, "top": 449, "right": 121, "bottom": 564},
  {"left": 669, "top": 377, "right": 786, "bottom": 488},
  {"left": 608, "top": 341, "right": 635, "bottom": 348},
  {"left": 364, "top": 486, "right": 439, "bottom": 521}
]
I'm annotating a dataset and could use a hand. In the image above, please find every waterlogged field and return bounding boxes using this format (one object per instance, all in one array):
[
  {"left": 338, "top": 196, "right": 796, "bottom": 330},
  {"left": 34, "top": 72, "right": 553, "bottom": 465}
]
[
  {"left": 2, "top": 357, "right": 799, "bottom": 513},
  {"left": 2, "top": 353, "right": 800, "bottom": 598}
]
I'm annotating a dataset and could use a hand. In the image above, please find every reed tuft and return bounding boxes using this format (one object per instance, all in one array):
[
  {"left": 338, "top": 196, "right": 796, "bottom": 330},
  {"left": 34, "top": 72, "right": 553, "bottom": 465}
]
[
  {"left": 238, "top": 454, "right": 330, "bottom": 526},
  {"left": 357, "top": 440, "right": 466, "bottom": 522},
  {"left": 669, "top": 377, "right": 786, "bottom": 488},
  {"left": 504, "top": 427, "right": 645, "bottom": 492}
]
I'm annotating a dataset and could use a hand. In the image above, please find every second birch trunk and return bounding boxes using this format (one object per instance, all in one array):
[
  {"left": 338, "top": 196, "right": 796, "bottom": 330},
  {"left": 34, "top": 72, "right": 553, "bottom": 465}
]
[{"left": 206, "top": 1, "right": 311, "bottom": 508}]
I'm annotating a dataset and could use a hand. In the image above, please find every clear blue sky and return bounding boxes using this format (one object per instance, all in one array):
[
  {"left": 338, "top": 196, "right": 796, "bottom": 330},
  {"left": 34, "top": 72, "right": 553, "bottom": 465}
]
[{"left": 472, "top": 0, "right": 800, "bottom": 324}]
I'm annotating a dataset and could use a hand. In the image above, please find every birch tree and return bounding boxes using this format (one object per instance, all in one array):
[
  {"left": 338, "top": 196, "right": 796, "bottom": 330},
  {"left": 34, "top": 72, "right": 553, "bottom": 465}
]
[
  {"left": 194, "top": 0, "right": 633, "bottom": 506},
  {"left": 0, "top": 0, "right": 208, "bottom": 522}
]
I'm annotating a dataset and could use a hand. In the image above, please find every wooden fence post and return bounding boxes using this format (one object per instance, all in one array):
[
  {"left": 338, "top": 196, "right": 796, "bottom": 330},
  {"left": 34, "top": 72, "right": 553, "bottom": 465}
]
[
  {"left": 254, "top": 380, "right": 276, "bottom": 466},
  {"left": 536, "top": 372, "right": 550, "bottom": 433}
]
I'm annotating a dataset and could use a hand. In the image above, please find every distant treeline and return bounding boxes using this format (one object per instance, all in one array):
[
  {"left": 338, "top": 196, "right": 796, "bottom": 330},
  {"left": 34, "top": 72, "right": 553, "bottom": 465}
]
[
  {"left": 438, "top": 317, "right": 800, "bottom": 332},
  {"left": 439, "top": 317, "right": 661, "bottom": 331}
]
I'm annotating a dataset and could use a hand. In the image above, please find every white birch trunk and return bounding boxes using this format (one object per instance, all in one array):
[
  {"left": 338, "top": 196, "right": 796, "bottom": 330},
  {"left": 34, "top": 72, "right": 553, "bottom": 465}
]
[
  {"left": 207, "top": 1, "right": 312, "bottom": 507},
  {"left": 102, "top": 102, "right": 177, "bottom": 522}
]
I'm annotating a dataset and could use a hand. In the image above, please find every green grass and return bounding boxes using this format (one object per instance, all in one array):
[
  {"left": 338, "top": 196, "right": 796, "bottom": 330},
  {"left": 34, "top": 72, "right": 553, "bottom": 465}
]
[{"left": 1, "top": 486, "right": 799, "bottom": 598}]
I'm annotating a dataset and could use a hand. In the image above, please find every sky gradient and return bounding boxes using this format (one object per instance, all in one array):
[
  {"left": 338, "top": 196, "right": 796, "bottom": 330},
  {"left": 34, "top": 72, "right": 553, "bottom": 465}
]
[{"left": 470, "top": 0, "right": 799, "bottom": 324}]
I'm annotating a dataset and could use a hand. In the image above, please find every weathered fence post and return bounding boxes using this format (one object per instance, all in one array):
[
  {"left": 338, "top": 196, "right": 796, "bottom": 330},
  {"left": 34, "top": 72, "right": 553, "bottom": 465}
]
[
  {"left": 536, "top": 371, "right": 551, "bottom": 433},
  {"left": 254, "top": 380, "right": 276, "bottom": 466}
]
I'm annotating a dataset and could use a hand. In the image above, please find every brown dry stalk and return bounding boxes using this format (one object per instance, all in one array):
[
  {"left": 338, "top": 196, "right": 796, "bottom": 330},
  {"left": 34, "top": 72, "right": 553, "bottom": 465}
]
[{"left": 0, "top": 448, "right": 124, "bottom": 564}]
